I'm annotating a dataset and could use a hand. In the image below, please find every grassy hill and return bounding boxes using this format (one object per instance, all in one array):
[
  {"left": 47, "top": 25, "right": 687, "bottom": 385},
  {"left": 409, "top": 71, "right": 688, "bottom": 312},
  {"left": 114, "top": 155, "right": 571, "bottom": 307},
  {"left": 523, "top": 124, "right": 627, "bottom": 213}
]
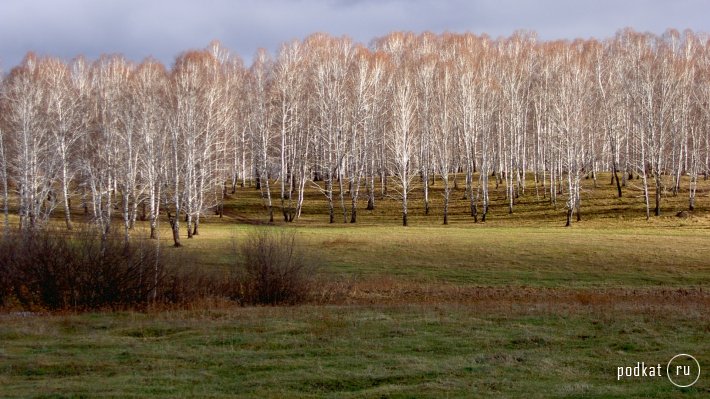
[{"left": 0, "top": 173, "right": 708, "bottom": 397}]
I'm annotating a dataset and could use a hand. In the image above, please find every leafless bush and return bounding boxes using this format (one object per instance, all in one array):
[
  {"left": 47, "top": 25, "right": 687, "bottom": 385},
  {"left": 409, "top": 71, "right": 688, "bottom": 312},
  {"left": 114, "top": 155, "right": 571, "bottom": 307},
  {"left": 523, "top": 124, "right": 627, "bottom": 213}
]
[
  {"left": 0, "top": 227, "right": 325, "bottom": 311},
  {"left": 235, "top": 229, "right": 316, "bottom": 305},
  {"left": 0, "top": 229, "right": 165, "bottom": 310}
]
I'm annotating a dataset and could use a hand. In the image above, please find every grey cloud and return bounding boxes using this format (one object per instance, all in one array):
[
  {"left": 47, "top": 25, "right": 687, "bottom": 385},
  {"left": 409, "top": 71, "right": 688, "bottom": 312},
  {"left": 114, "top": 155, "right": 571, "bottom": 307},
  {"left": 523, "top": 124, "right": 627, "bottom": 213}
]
[{"left": 1, "top": 0, "right": 709, "bottom": 70}]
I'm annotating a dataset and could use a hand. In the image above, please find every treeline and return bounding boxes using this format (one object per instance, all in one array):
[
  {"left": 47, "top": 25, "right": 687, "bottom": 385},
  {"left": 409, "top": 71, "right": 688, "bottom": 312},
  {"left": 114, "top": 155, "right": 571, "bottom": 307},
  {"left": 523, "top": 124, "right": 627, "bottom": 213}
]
[{"left": 1, "top": 29, "right": 709, "bottom": 244}]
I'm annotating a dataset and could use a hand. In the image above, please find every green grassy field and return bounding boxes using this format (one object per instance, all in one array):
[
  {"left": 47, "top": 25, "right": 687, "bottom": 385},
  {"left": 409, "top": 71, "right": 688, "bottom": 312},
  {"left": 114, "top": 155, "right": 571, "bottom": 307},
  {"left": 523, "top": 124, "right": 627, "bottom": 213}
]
[
  {"left": 1, "top": 301, "right": 708, "bottom": 398},
  {"left": 1, "top": 173, "right": 709, "bottom": 397}
]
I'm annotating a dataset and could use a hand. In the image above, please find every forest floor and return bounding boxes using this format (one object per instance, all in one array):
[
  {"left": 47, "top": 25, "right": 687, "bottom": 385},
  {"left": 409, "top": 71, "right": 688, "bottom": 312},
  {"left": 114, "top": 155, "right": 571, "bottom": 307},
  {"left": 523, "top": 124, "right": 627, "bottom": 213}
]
[{"left": 1, "top": 173, "right": 709, "bottom": 397}]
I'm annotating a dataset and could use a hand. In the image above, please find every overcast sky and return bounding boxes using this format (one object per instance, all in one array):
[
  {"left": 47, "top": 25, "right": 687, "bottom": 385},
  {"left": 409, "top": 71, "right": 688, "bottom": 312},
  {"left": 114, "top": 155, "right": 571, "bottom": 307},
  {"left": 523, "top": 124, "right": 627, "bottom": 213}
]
[{"left": 1, "top": 0, "right": 709, "bottom": 70}]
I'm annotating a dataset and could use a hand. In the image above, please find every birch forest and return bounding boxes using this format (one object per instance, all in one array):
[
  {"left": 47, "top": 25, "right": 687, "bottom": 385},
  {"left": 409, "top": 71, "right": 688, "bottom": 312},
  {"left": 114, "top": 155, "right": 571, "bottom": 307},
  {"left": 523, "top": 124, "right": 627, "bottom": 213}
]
[{"left": 2, "top": 29, "right": 710, "bottom": 246}]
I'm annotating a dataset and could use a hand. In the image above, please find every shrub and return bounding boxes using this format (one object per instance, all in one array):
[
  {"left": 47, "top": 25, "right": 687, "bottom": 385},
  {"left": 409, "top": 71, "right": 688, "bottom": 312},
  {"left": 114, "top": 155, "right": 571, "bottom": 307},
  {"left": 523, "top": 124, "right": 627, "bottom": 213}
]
[
  {"left": 0, "top": 229, "right": 165, "bottom": 310},
  {"left": 0, "top": 227, "right": 321, "bottom": 311},
  {"left": 236, "top": 229, "right": 315, "bottom": 305}
]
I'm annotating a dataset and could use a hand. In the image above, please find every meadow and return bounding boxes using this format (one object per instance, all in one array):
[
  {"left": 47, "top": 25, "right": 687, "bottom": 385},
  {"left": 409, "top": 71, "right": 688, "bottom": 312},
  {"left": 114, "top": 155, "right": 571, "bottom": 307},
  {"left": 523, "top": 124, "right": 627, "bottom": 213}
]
[{"left": 1, "top": 173, "right": 709, "bottom": 397}]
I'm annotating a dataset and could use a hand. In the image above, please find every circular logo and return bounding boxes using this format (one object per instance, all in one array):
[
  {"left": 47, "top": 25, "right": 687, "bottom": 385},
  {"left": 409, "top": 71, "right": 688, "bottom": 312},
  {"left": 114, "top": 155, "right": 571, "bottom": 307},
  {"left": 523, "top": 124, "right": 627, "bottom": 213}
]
[{"left": 666, "top": 354, "right": 700, "bottom": 388}]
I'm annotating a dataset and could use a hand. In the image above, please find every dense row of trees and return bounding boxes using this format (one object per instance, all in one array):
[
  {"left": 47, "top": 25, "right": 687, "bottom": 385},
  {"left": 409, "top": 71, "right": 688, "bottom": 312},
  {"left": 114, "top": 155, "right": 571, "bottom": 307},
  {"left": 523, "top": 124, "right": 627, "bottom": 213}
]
[{"left": 1, "top": 29, "right": 710, "bottom": 245}]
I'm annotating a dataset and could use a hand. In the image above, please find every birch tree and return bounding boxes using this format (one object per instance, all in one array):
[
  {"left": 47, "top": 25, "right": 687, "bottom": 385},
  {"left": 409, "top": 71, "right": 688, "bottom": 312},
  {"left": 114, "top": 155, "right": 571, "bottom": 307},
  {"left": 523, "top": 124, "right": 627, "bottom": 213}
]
[
  {"left": 345, "top": 45, "right": 380, "bottom": 223},
  {"left": 248, "top": 49, "right": 275, "bottom": 222},
  {"left": 390, "top": 67, "right": 417, "bottom": 226},
  {"left": 693, "top": 36, "right": 710, "bottom": 209},
  {"left": 0, "top": 68, "right": 8, "bottom": 233},
  {"left": 132, "top": 59, "right": 169, "bottom": 239},
  {"left": 310, "top": 35, "right": 353, "bottom": 223},
  {"left": 273, "top": 40, "right": 306, "bottom": 222},
  {"left": 2, "top": 54, "right": 56, "bottom": 229},
  {"left": 432, "top": 60, "right": 455, "bottom": 224},
  {"left": 0, "top": 123, "right": 8, "bottom": 234},
  {"left": 364, "top": 51, "right": 389, "bottom": 212},
  {"left": 497, "top": 34, "right": 534, "bottom": 214},
  {"left": 171, "top": 50, "right": 228, "bottom": 238},
  {"left": 456, "top": 35, "right": 497, "bottom": 221},
  {"left": 40, "top": 57, "right": 86, "bottom": 230},
  {"left": 86, "top": 55, "right": 132, "bottom": 236},
  {"left": 595, "top": 39, "right": 626, "bottom": 197},
  {"left": 414, "top": 53, "right": 436, "bottom": 216},
  {"left": 549, "top": 41, "right": 593, "bottom": 225}
]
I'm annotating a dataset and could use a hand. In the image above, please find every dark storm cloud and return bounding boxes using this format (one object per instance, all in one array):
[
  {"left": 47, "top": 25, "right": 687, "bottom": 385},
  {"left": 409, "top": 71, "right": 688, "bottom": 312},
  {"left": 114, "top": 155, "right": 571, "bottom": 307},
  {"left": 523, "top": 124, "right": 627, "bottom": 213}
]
[{"left": 1, "top": 0, "right": 709, "bottom": 70}]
